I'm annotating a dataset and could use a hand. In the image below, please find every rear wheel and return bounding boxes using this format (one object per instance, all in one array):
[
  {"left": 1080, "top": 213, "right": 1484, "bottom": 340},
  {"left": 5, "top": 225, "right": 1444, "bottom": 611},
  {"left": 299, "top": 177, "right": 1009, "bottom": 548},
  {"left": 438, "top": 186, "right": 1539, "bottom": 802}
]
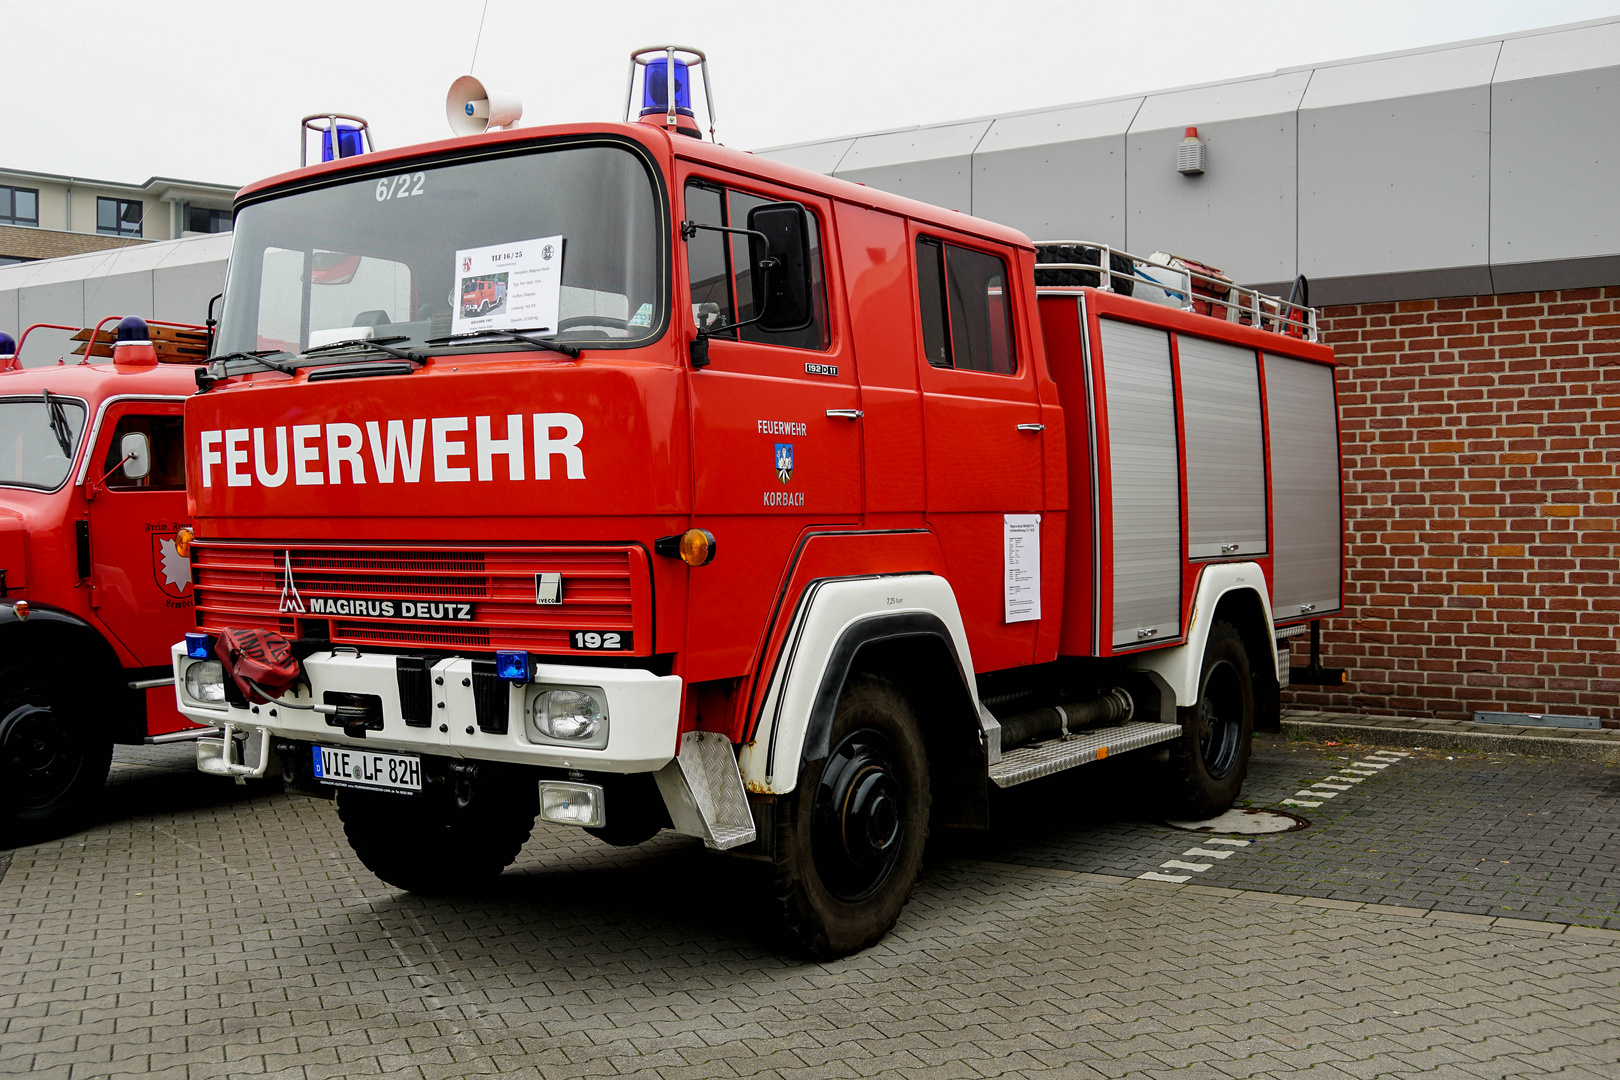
[
  {"left": 0, "top": 664, "right": 113, "bottom": 844},
  {"left": 337, "top": 769, "right": 536, "bottom": 895},
  {"left": 772, "top": 675, "right": 930, "bottom": 959},
  {"left": 1165, "top": 620, "right": 1253, "bottom": 819}
]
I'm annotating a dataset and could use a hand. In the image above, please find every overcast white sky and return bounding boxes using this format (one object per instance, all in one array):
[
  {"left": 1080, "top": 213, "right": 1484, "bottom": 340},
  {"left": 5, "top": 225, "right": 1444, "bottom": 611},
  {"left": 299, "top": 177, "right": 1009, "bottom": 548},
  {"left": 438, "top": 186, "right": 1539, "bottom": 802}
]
[{"left": 6, "top": 0, "right": 1619, "bottom": 188}]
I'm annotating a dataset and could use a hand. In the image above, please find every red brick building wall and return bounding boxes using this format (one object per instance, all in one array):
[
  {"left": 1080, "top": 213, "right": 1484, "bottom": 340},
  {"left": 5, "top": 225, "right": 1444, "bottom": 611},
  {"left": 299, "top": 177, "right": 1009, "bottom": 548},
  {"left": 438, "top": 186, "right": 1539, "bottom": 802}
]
[{"left": 1281, "top": 287, "right": 1620, "bottom": 724}]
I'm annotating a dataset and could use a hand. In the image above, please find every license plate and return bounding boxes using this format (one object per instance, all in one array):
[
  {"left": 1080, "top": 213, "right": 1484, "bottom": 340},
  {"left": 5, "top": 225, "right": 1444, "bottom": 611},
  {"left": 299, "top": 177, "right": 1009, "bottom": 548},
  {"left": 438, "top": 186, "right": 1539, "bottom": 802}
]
[{"left": 311, "top": 745, "right": 422, "bottom": 793}]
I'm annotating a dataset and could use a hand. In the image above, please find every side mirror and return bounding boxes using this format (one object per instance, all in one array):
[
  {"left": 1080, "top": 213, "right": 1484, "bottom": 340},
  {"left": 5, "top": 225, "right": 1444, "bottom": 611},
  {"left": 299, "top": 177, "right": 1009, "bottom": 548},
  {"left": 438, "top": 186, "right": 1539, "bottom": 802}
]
[
  {"left": 120, "top": 432, "right": 151, "bottom": 480},
  {"left": 746, "top": 202, "right": 814, "bottom": 333}
]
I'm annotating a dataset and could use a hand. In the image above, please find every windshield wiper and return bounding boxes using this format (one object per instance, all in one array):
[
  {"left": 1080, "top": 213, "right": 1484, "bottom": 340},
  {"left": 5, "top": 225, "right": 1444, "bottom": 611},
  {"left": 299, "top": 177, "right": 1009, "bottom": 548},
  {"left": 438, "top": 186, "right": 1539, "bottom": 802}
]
[
  {"left": 299, "top": 336, "right": 423, "bottom": 363},
  {"left": 423, "top": 329, "right": 581, "bottom": 360},
  {"left": 212, "top": 349, "right": 297, "bottom": 375},
  {"left": 40, "top": 389, "right": 72, "bottom": 459}
]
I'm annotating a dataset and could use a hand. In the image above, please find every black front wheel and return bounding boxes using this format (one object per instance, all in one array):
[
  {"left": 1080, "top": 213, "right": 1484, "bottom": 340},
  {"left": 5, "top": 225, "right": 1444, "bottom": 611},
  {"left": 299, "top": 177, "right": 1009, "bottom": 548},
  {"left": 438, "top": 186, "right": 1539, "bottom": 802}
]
[
  {"left": 0, "top": 664, "right": 113, "bottom": 845},
  {"left": 1165, "top": 620, "right": 1254, "bottom": 819},
  {"left": 772, "top": 675, "right": 930, "bottom": 959}
]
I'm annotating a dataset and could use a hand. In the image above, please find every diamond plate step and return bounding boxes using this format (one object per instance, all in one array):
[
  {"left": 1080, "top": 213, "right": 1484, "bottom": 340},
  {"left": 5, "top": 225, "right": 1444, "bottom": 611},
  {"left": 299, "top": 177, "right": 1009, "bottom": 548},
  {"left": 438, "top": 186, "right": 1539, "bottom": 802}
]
[{"left": 988, "top": 721, "right": 1182, "bottom": 788}]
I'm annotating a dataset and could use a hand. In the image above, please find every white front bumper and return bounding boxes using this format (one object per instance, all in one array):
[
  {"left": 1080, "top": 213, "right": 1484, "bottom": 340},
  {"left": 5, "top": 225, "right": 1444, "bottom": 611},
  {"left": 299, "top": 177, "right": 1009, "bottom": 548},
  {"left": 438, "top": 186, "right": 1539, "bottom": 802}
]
[{"left": 172, "top": 645, "right": 682, "bottom": 773}]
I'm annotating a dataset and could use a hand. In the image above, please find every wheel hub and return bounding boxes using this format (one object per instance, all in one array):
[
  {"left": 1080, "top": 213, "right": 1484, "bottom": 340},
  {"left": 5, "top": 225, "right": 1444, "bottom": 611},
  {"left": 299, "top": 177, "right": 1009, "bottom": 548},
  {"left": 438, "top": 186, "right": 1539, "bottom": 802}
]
[
  {"left": 1197, "top": 660, "right": 1243, "bottom": 779},
  {"left": 1, "top": 702, "right": 83, "bottom": 807},
  {"left": 811, "top": 729, "right": 906, "bottom": 901}
]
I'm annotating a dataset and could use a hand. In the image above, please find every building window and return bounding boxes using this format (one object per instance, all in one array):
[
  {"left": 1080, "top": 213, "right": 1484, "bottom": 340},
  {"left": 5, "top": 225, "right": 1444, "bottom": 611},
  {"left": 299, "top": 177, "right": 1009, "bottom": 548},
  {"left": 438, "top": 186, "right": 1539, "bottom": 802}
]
[
  {"left": 187, "top": 206, "right": 233, "bottom": 233},
  {"left": 915, "top": 237, "right": 1016, "bottom": 375},
  {"left": 97, "top": 197, "right": 143, "bottom": 237},
  {"left": 0, "top": 186, "right": 38, "bottom": 228}
]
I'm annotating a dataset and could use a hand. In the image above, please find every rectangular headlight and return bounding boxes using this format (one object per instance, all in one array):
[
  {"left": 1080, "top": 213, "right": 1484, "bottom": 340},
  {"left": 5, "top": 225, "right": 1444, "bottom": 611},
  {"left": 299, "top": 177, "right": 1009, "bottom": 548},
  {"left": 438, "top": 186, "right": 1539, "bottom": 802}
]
[
  {"left": 184, "top": 659, "right": 225, "bottom": 704},
  {"left": 538, "top": 781, "right": 604, "bottom": 828}
]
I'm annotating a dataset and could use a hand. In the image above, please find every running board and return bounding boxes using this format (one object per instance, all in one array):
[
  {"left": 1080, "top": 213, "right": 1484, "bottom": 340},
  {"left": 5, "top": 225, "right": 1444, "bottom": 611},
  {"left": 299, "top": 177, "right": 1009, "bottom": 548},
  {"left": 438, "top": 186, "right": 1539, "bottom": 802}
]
[{"left": 988, "top": 721, "right": 1182, "bottom": 788}]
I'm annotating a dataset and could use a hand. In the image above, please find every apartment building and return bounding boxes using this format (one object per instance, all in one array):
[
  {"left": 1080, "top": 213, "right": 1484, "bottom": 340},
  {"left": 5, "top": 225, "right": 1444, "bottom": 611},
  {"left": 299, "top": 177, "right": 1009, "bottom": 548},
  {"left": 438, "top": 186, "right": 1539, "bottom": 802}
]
[{"left": 0, "top": 167, "right": 238, "bottom": 266}]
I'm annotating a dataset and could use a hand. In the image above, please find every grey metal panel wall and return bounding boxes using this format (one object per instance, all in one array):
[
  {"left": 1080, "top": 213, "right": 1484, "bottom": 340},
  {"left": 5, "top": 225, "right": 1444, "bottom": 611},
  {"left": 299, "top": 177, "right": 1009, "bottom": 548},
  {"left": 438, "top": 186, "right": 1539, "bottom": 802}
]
[
  {"left": 972, "top": 98, "right": 1140, "bottom": 246},
  {"left": 18, "top": 282, "right": 84, "bottom": 367},
  {"left": 1299, "top": 44, "right": 1497, "bottom": 295},
  {"left": 0, "top": 289, "right": 17, "bottom": 340},
  {"left": 153, "top": 260, "right": 228, "bottom": 324},
  {"left": 755, "top": 138, "right": 855, "bottom": 176},
  {"left": 834, "top": 121, "right": 990, "bottom": 212},
  {"left": 84, "top": 271, "right": 155, "bottom": 323},
  {"left": 1178, "top": 336, "right": 1267, "bottom": 559},
  {"left": 1491, "top": 32, "right": 1620, "bottom": 268},
  {"left": 1099, "top": 318, "right": 1182, "bottom": 646},
  {"left": 1265, "top": 355, "right": 1341, "bottom": 620},
  {"left": 1126, "top": 73, "right": 1308, "bottom": 286}
]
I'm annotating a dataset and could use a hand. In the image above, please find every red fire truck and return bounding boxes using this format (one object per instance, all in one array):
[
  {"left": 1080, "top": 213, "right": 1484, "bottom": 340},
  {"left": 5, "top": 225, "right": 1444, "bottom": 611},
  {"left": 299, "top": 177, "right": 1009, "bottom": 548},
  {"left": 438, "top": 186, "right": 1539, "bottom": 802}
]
[
  {"left": 0, "top": 317, "right": 216, "bottom": 841},
  {"left": 173, "top": 50, "right": 1344, "bottom": 957}
]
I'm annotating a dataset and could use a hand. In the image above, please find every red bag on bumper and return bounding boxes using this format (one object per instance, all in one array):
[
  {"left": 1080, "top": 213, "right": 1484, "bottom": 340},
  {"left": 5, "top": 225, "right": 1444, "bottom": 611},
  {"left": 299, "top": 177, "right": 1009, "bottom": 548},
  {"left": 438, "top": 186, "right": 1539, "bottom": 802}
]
[{"left": 214, "top": 627, "right": 300, "bottom": 704}]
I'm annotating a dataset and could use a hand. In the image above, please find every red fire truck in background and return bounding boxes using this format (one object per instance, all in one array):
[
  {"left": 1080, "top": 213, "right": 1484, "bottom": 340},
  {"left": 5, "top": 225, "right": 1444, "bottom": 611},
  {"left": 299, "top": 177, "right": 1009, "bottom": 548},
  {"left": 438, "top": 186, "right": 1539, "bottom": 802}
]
[
  {"left": 0, "top": 318, "right": 216, "bottom": 841},
  {"left": 173, "top": 49, "right": 1344, "bottom": 957}
]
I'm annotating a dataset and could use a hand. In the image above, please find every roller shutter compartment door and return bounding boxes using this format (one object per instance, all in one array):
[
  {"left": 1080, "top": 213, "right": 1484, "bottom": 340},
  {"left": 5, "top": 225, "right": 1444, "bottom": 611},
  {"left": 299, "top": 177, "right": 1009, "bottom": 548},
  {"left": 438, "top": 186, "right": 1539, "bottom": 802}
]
[
  {"left": 1179, "top": 336, "right": 1267, "bottom": 559},
  {"left": 1099, "top": 319, "right": 1181, "bottom": 647},
  {"left": 1264, "top": 354, "right": 1342, "bottom": 619}
]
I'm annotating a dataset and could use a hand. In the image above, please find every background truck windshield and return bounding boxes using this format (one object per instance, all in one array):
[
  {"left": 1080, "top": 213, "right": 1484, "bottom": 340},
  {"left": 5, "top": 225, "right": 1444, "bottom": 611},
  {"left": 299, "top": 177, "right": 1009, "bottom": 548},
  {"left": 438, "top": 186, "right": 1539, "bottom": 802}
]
[
  {"left": 0, "top": 397, "right": 86, "bottom": 491},
  {"left": 215, "top": 142, "right": 665, "bottom": 355}
]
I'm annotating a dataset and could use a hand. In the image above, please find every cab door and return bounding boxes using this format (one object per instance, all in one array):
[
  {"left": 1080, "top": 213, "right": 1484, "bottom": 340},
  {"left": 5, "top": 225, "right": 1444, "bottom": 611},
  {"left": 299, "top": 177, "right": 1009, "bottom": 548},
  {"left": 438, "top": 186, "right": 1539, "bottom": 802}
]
[
  {"left": 911, "top": 230, "right": 1045, "bottom": 672},
  {"left": 84, "top": 400, "right": 196, "bottom": 733},
  {"left": 677, "top": 169, "right": 861, "bottom": 682}
]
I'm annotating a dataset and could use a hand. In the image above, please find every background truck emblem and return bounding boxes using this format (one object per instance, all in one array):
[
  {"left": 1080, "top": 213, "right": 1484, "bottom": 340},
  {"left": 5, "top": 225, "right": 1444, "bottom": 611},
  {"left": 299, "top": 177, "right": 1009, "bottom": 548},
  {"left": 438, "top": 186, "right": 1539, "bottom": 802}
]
[
  {"left": 278, "top": 550, "right": 306, "bottom": 614},
  {"left": 152, "top": 534, "right": 192, "bottom": 598},
  {"left": 775, "top": 443, "right": 793, "bottom": 483}
]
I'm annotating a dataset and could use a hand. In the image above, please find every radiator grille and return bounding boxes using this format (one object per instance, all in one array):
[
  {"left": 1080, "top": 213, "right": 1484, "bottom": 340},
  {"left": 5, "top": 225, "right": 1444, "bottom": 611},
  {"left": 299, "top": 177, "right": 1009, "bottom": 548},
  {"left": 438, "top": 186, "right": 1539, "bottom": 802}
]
[{"left": 191, "top": 542, "right": 649, "bottom": 655}]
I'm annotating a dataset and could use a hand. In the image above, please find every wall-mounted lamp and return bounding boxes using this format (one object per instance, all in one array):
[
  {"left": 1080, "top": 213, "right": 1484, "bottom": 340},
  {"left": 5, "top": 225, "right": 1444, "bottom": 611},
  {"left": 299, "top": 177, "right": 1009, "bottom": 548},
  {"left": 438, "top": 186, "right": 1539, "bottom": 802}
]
[{"left": 1177, "top": 126, "right": 1206, "bottom": 176}]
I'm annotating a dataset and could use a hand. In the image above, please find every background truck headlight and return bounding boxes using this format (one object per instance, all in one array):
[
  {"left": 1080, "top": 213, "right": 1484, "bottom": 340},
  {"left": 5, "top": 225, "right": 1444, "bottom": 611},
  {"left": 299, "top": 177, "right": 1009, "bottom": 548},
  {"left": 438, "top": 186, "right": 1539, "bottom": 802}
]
[
  {"left": 184, "top": 660, "right": 225, "bottom": 704},
  {"left": 526, "top": 687, "right": 607, "bottom": 746}
]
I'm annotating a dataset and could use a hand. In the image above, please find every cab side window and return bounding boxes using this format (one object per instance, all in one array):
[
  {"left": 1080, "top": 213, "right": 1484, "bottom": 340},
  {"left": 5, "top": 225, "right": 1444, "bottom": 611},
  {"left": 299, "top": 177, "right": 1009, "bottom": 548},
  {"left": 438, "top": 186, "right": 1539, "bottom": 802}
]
[
  {"left": 916, "top": 236, "right": 1017, "bottom": 375},
  {"left": 103, "top": 414, "right": 185, "bottom": 491},
  {"left": 684, "top": 179, "right": 829, "bottom": 351}
]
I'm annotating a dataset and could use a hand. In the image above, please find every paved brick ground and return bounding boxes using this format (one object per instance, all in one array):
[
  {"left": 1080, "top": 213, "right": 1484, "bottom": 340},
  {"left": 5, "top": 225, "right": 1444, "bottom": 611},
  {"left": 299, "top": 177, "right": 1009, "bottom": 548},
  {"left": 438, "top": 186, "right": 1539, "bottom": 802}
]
[
  {"left": 971, "top": 736, "right": 1620, "bottom": 929},
  {"left": 1, "top": 741, "right": 1618, "bottom": 1079}
]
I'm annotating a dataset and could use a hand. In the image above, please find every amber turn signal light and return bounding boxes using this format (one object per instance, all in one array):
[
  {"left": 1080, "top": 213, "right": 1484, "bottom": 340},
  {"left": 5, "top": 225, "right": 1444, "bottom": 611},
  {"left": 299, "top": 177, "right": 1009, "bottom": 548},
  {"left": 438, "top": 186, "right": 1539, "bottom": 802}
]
[
  {"left": 654, "top": 528, "right": 716, "bottom": 567},
  {"left": 175, "top": 526, "right": 194, "bottom": 557}
]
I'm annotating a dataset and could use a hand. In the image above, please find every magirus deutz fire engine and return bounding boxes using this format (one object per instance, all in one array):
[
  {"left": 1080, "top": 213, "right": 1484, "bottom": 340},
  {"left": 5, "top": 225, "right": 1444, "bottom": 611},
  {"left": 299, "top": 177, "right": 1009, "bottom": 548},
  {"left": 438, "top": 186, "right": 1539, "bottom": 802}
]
[
  {"left": 173, "top": 49, "right": 1345, "bottom": 957},
  {"left": 0, "top": 317, "right": 217, "bottom": 840}
]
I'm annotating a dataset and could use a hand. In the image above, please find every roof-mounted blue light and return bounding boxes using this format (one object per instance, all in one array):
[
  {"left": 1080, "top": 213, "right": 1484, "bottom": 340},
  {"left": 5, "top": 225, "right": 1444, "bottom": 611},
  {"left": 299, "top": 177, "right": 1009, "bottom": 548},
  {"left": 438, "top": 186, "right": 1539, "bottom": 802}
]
[
  {"left": 321, "top": 124, "right": 366, "bottom": 162},
  {"left": 495, "top": 650, "right": 531, "bottom": 683},
  {"left": 640, "top": 56, "right": 693, "bottom": 117},
  {"left": 115, "top": 315, "right": 150, "bottom": 343},
  {"left": 0, "top": 332, "right": 14, "bottom": 357},
  {"left": 185, "top": 632, "right": 213, "bottom": 660}
]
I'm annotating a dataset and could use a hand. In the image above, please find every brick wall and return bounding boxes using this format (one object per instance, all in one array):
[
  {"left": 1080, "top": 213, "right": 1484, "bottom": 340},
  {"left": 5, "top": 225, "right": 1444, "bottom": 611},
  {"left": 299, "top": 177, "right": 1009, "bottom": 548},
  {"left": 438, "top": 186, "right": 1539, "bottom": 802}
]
[
  {"left": 1282, "top": 287, "right": 1620, "bottom": 724},
  {"left": 0, "top": 224, "right": 146, "bottom": 262}
]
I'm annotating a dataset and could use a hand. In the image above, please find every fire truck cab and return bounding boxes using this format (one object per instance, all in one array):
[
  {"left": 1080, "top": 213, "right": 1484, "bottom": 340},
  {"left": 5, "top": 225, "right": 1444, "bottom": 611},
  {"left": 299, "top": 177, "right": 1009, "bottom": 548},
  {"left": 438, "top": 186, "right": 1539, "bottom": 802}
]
[
  {"left": 174, "top": 54, "right": 1343, "bottom": 957},
  {"left": 0, "top": 318, "right": 216, "bottom": 840}
]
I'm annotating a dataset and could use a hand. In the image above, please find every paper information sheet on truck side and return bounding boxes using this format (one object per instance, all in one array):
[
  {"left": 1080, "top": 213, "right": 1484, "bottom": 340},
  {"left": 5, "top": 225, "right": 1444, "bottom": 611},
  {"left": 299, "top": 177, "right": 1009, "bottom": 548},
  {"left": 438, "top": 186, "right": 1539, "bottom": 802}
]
[{"left": 1004, "top": 514, "right": 1041, "bottom": 623}]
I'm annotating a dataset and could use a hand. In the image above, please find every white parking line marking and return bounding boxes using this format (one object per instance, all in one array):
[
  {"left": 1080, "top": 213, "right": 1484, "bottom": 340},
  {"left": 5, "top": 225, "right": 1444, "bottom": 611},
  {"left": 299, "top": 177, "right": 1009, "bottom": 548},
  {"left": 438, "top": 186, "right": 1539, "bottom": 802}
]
[
  {"left": 1200, "top": 837, "right": 1251, "bottom": 847},
  {"left": 1324, "top": 774, "right": 1366, "bottom": 782},
  {"left": 1183, "top": 848, "right": 1236, "bottom": 859},
  {"left": 1282, "top": 798, "right": 1322, "bottom": 807},
  {"left": 1298, "top": 789, "right": 1338, "bottom": 799},
  {"left": 1160, "top": 860, "right": 1213, "bottom": 873},
  {"left": 1312, "top": 782, "right": 1353, "bottom": 791},
  {"left": 1352, "top": 761, "right": 1391, "bottom": 769},
  {"left": 1139, "top": 872, "right": 1193, "bottom": 883}
]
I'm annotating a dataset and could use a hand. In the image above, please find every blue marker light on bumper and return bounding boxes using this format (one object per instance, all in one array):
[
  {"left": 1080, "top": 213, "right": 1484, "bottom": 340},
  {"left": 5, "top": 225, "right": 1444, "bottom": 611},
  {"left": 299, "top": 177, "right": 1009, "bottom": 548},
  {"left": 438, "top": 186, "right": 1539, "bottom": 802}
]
[
  {"left": 185, "top": 632, "right": 212, "bottom": 659},
  {"left": 495, "top": 650, "right": 531, "bottom": 682}
]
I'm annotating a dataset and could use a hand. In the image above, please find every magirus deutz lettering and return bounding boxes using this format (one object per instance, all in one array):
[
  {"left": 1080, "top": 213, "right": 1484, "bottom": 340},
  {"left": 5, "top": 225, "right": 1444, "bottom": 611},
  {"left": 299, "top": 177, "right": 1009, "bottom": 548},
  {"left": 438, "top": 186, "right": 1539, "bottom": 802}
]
[
  {"left": 173, "top": 45, "right": 1347, "bottom": 962},
  {"left": 304, "top": 597, "right": 474, "bottom": 621}
]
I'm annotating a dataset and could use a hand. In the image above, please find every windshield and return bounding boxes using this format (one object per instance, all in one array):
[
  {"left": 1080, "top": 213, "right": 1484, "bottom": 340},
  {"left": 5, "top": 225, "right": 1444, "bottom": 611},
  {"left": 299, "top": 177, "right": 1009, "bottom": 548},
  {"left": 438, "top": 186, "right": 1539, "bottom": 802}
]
[
  {"left": 0, "top": 396, "right": 87, "bottom": 491},
  {"left": 216, "top": 141, "right": 666, "bottom": 358}
]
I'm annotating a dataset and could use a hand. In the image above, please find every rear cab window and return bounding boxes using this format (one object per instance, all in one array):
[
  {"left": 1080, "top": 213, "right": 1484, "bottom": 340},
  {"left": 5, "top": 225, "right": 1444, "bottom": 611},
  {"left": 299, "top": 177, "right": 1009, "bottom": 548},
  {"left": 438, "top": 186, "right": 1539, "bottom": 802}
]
[{"left": 915, "top": 236, "right": 1016, "bottom": 375}]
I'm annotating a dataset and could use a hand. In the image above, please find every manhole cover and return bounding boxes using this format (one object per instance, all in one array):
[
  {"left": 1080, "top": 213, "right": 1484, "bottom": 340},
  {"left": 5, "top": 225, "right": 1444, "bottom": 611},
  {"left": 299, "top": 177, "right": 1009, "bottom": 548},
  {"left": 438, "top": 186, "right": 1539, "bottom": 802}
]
[{"left": 1165, "top": 807, "right": 1308, "bottom": 834}]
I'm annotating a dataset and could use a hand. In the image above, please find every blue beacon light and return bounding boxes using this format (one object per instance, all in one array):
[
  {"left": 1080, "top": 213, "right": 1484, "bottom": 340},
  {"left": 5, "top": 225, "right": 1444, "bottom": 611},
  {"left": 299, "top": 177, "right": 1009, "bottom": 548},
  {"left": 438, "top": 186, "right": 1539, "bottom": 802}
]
[
  {"left": 185, "top": 632, "right": 213, "bottom": 659},
  {"left": 321, "top": 125, "right": 365, "bottom": 162},
  {"left": 495, "top": 650, "right": 531, "bottom": 683},
  {"left": 640, "top": 57, "right": 693, "bottom": 117}
]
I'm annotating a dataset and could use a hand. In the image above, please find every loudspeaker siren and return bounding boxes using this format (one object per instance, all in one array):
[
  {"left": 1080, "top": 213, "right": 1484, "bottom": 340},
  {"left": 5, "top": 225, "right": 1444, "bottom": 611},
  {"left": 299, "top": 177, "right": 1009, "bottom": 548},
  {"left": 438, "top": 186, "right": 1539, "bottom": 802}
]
[{"left": 446, "top": 75, "right": 522, "bottom": 136}]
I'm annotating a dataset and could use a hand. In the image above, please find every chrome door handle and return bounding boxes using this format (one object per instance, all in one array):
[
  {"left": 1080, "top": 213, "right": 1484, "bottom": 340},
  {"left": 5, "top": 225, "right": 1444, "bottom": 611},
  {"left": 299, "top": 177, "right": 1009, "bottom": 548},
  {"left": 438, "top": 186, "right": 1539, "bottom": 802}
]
[
  {"left": 826, "top": 409, "right": 863, "bottom": 419},
  {"left": 1017, "top": 423, "right": 1046, "bottom": 432}
]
